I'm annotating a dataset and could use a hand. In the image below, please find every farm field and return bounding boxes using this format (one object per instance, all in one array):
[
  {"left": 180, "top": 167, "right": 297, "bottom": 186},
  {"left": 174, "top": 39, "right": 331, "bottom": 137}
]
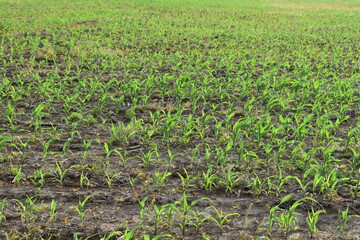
[{"left": 0, "top": 0, "right": 359, "bottom": 239}]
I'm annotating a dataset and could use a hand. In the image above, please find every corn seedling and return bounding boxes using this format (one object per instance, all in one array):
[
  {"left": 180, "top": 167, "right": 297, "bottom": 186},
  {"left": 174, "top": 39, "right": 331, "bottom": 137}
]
[
  {"left": 188, "top": 208, "right": 207, "bottom": 235},
  {"left": 203, "top": 206, "right": 240, "bottom": 232},
  {"left": 306, "top": 208, "right": 326, "bottom": 238},
  {"left": 202, "top": 166, "right": 220, "bottom": 193},
  {"left": 12, "top": 194, "right": 44, "bottom": 224},
  {"left": 338, "top": 207, "right": 350, "bottom": 236},
  {"left": 163, "top": 202, "right": 179, "bottom": 229},
  {"left": 66, "top": 194, "right": 93, "bottom": 224},
  {"left": 13, "top": 136, "right": 32, "bottom": 163},
  {"left": 174, "top": 192, "right": 209, "bottom": 236},
  {"left": 152, "top": 204, "right": 168, "bottom": 235},
  {"left": 31, "top": 103, "right": 46, "bottom": 136},
  {"left": 251, "top": 174, "right": 267, "bottom": 196},
  {"left": 52, "top": 161, "right": 70, "bottom": 185},
  {"left": 138, "top": 195, "right": 149, "bottom": 226},
  {"left": 104, "top": 171, "right": 120, "bottom": 189},
  {"left": 139, "top": 150, "right": 155, "bottom": 168},
  {"left": 100, "top": 232, "right": 122, "bottom": 240},
  {"left": 49, "top": 199, "right": 56, "bottom": 221},
  {"left": 73, "top": 232, "right": 97, "bottom": 240},
  {"left": 143, "top": 234, "right": 173, "bottom": 240},
  {"left": 11, "top": 166, "right": 25, "bottom": 186},
  {"left": 119, "top": 229, "right": 137, "bottom": 240},
  {"left": 275, "top": 195, "right": 316, "bottom": 238},
  {"left": 42, "top": 138, "right": 55, "bottom": 160},
  {"left": 223, "top": 168, "right": 240, "bottom": 194},
  {"left": 31, "top": 169, "right": 47, "bottom": 187},
  {"left": 275, "top": 200, "right": 302, "bottom": 238},
  {"left": 347, "top": 147, "right": 360, "bottom": 174},
  {"left": 81, "top": 140, "right": 92, "bottom": 164},
  {"left": 79, "top": 171, "right": 92, "bottom": 189},
  {"left": 160, "top": 111, "right": 178, "bottom": 145},
  {"left": 264, "top": 194, "right": 293, "bottom": 237},
  {"left": 153, "top": 171, "right": 171, "bottom": 190},
  {"left": 166, "top": 149, "right": 181, "bottom": 167},
  {"left": 0, "top": 198, "right": 7, "bottom": 222},
  {"left": 178, "top": 168, "right": 196, "bottom": 192}
]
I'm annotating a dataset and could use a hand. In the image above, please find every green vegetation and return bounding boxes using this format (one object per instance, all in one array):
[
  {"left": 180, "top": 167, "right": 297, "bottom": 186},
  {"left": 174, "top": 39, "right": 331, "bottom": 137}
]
[{"left": 0, "top": 0, "right": 359, "bottom": 239}]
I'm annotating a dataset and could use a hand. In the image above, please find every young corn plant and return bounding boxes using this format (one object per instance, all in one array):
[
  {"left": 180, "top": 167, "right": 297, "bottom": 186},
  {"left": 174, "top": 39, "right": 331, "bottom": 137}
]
[
  {"left": 223, "top": 168, "right": 241, "bottom": 194},
  {"left": 338, "top": 207, "right": 350, "bottom": 237},
  {"left": 311, "top": 168, "right": 349, "bottom": 198},
  {"left": 138, "top": 195, "right": 150, "bottom": 229},
  {"left": 264, "top": 194, "right": 293, "bottom": 237},
  {"left": 243, "top": 151, "right": 260, "bottom": 170},
  {"left": 336, "top": 205, "right": 360, "bottom": 237},
  {"left": 143, "top": 234, "right": 173, "bottom": 240},
  {"left": 67, "top": 194, "right": 93, "bottom": 225},
  {"left": 0, "top": 135, "right": 12, "bottom": 161},
  {"left": 275, "top": 200, "right": 302, "bottom": 238},
  {"left": 102, "top": 142, "right": 123, "bottom": 166},
  {"left": 73, "top": 232, "right": 97, "bottom": 240},
  {"left": 81, "top": 140, "right": 92, "bottom": 164},
  {"left": 11, "top": 166, "right": 25, "bottom": 186},
  {"left": 180, "top": 114, "right": 196, "bottom": 145},
  {"left": 178, "top": 168, "right": 196, "bottom": 192},
  {"left": 203, "top": 206, "right": 240, "bottom": 232},
  {"left": 346, "top": 126, "right": 359, "bottom": 148},
  {"left": 347, "top": 147, "right": 360, "bottom": 174},
  {"left": 104, "top": 171, "right": 120, "bottom": 189},
  {"left": 100, "top": 232, "right": 122, "bottom": 240},
  {"left": 53, "top": 161, "right": 70, "bottom": 186},
  {"left": 290, "top": 176, "right": 311, "bottom": 194},
  {"left": 275, "top": 195, "right": 317, "bottom": 238},
  {"left": 251, "top": 174, "right": 267, "bottom": 196},
  {"left": 128, "top": 174, "right": 138, "bottom": 191},
  {"left": 293, "top": 114, "right": 314, "bottom": 141},
  {"left": 269, "top": 166, "right": 293, "bottom": 196},
  {"left": 61, "top": 138, "right": 72, "bottom": 160},
  {"left": 160, "top": 111, "right": 179, "bottom": 145},
  {"left": 49, "top": 199, "right": 57, "bottom": 221},
  {"left": 153, "top": 171, "right": 171, "bottom": 190},
  {"left": 31, "top": 169, "right": 47, "bottom": 187},
  {"left": 12, "top": 194, "right": 45, "bottom": 224},
  {"left": 31, "top": 103, "right": 46, "bottom": 136},
  {"left": 174, "top": 192, "right": 209, "bottom": 236},
  {"left": 152, "top": 204, "right": 169, "bottom": 235},
  {"left": 306, "top": 207, "right": 326, "bottom": 238},
  {"left": 0, "top": 198, "right": 6, "bottom": 222},
  {"left": 322, "top": 145, "right": 338, "bottom": 172},
  {"left": 139, "top": 149, "right": 154, "bottom": 168},
  {"left": 5, "top": 101, "right": 17, "bottom": 131},
  {"left": 202, "top": 166, "right": 220, "bottom": 193},
  {"left": 79, "top": 171, "right": 92, "bottom": 189},
  {"left": 188, "top": 208, "right": 207, "bottom": 235},
  {"left": 166, "top": 149, "right": 181, "bottom": 167},
  {"left": 252, "top": 115, "right": 272, "bottom": 142},
  {"left": 117, "top": 150, "right": 133, "bottom": 167},
  {"left": 42, "top": 138, "right": 55, "bottom": 160},
  {"left": 118, "top": 229, "right": 137, "bottom": 240},
  {"left": 13, "top": 136, "right": 33, "bottom": 163}
]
